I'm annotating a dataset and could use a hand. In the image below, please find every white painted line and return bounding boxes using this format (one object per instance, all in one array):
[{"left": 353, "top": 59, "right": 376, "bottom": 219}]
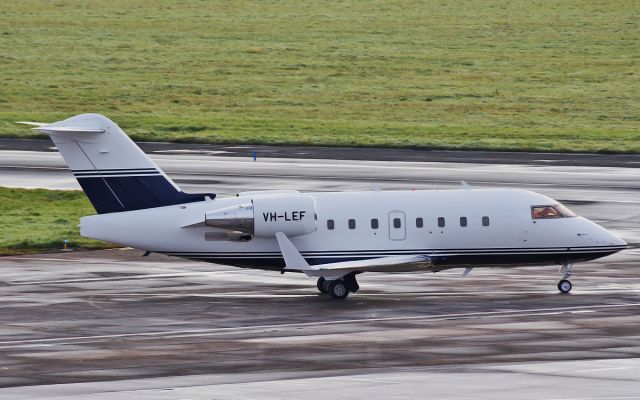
[
  {"left": 573, "top": 367, "right": 635, "bottom": 374},
  {"left": 0, "top": 302, "right": 638, "bottom": 350},
  {"left": 7, "top": 272, "right": 229, "bottom": 285},
  {"left": 543, "top": 397, "right": 640, "bottom": 400}
]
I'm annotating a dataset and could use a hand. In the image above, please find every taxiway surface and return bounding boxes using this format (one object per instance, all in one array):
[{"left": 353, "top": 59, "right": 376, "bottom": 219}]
[
  {"left": 0, "top": 143, "right": 638, "bottom": 398},
  {"left": 0, "top": 249, "right": 639, "bottom": 399}
]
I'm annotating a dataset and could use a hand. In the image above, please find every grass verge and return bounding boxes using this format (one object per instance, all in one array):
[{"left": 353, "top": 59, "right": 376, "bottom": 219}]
[
  {"left": 0, "top": 187, "right": 111, "bottom": 255},
  {"left": 0, "top": 0, "right": 638, "bottom": 153}
]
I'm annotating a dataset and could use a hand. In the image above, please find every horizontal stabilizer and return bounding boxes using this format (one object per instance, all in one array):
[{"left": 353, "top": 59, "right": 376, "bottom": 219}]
[
  {"left": 17, "top": 121, "right": 49, "bottom": 127},
  {"left": 275, "top": 232, "right": 431, "bottom": 278},
  {"left": 33, "top": 126, "right": 105, "bottom": 134},
  {"left": 17, "top": 121, "right": 105, "bottom": 134}
]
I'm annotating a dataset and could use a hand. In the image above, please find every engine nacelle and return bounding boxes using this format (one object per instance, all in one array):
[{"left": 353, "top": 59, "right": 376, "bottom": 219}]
[
  {"left": 253, "top": 195, "right": 317, "bottom": 237},
  {"left": 205, "top": 195, "right": 317, "bottom": 238}
]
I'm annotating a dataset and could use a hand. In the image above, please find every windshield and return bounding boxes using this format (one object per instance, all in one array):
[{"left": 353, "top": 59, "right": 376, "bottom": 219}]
[{"left": 531, "top": 204, "right": 577, "bottom": 219}]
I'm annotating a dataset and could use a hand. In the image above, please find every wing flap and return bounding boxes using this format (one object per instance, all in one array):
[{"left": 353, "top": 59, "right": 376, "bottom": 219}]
[
  {"left": 275, "top": 232, "right": 431, "bottom": 278},
  {"left": 314, "top": 254, "right": 432, "bottom": 271}
]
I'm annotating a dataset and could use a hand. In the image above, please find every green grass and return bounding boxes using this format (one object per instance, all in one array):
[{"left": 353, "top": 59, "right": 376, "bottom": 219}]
[
  {"left": 0, "top": 0, "right": 638, "bottom": 152},
  {"left": 0, "top": 187, "right": 110, "bottom": 255}
]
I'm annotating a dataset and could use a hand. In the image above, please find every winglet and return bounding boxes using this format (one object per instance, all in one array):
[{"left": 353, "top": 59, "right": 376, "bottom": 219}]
[{"left": 275, "top": 232, "right": 317, "bottom": 274}]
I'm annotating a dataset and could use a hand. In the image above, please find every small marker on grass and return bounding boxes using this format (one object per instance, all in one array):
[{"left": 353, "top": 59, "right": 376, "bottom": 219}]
[{"left": 62, "top": 239, "right": 73, "bottom": 252}]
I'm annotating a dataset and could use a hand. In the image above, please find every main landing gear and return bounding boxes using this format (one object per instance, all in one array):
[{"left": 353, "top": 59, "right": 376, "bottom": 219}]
[
  {"left": 316, "top": 273, "right": 360, "bottom": 300},
  {"left": 316, "top": 276, "right": 330, "bottom": 294},
  {"left": 558, "top": 263, "right": 573, "bottom": 294}
]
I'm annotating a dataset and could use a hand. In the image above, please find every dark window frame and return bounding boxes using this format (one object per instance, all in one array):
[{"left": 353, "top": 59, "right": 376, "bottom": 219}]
[
  {"left": 437, "top": 217, "right": 446, "bottom": 228},
  {"left": 327, "top": 219, "right": 334, "bottom": 230},
  {"left": 460, "top": 217, "right": 467, "bottom": 227},
  {"left": 348, "top": 219, "right": 356, "bottom": 230},
  {"left": 482, "top": 216, "right": 490, "bottom": 227},
  {"left": 416, "top": 217, "right": 424, "bottom": 228},
  {"left": 371, "top": 218, "right": 379, "bottom": 229},
  {"left": 531, "top": 205, "right": 576, "bottom": 219}
]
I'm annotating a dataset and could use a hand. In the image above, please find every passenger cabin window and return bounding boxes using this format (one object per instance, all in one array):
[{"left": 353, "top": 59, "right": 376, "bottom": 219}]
[
  {"left": 393, "top": 218, "right": 402, "bottom": 229},
  {"left": 460, "top": 217, "right": 467, "bottom": 227},
  {"left": 371, "top": 218, "right": 379, "bottom": 229},
  {"left": 437, "top": 217, "right": 445, "bottom": 228},
  {"left": 416, "top": 218, "right": 423, "bottom": 228},
  {"left": 327, "top": 219, "right": 334, "bottom": 230},
  {"left": 482, "top": 216, "right": 490, "bottom": 226},
  {"left": 348, "top": 219, "right": 356, "bottom": 229},
  {"left": 531, "top": 204, "right": 576, "bottom": 219}
]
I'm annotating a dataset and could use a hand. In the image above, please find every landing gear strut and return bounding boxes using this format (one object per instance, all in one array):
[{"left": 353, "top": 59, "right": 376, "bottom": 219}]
[{"left": 558, "top": 263, "right": 573, "bottom": 294}]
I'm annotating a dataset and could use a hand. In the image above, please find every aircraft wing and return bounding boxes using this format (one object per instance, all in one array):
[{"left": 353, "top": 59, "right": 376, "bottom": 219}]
[{"left": 275, "top": 232, "right": 431, "bottom": 278}]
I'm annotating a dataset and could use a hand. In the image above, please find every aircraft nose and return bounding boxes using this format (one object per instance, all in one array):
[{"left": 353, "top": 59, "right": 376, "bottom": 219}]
[
  {"left": 597, "top": 225, "right": 627, "bottom": 247},
  {"left": 611, "top": 232, "right": 627, "bottom": 247}
]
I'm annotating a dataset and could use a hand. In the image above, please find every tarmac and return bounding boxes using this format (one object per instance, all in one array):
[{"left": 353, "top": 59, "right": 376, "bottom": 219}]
[
  {"left": 0, "top": 249, "right": 639, "bottom": 399},
  {"left": 0, "top": 139, "right": 638, "bottom": 398}
]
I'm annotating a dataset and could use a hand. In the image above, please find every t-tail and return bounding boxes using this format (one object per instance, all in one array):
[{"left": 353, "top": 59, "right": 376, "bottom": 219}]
[{"left": 19, "top": 113, "right": 215, "bottom": 214}]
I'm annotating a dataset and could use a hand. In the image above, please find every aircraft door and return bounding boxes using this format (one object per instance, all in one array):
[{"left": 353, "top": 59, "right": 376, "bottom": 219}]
[{"left": 388, "top": 211, "right": 406, "bottom": 241}]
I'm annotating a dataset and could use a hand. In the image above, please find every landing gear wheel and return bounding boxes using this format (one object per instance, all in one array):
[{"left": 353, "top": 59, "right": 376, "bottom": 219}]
[
  {"left": 316, "top": 277, "right": 329, "bottom": 294},
  {"left": 558, "top": 279, "right": 572, "bottom": 294},
  {"left": 328, "top": 280, "right": 349, "bottom": 300}
]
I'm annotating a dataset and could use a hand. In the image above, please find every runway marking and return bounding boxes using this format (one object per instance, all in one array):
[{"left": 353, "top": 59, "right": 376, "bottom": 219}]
[
  {"left": 0, "top": 302, "right": 638, "bottom": 350},
  {"left": 91, "top": 287, "right": 640, "bottom": 298},
  {"left": 573, "top": 367, "right": 635, "bottom": 374},
  {"left": 6, "top": 271, "right": 236, "bottom": 285},
  {"left": 543, "top": 397, "right": 640, "bottom": 400},
  {"left": 4, "top": 166, "right": 638, "bottom": 193},
  {"left": 2, "top": 152, "right": 638, "bottom": 190},
  {"left": 174, "top": 171, "right": 640, "bottom": 191}
]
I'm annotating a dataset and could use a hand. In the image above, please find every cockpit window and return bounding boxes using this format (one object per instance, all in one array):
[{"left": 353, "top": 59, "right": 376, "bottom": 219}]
[
  {"left": 555, "top": 203, "right": 577, "bottom": 217},
  {"left": 531, "top": 204, "right": 576, "bottom": 219}
]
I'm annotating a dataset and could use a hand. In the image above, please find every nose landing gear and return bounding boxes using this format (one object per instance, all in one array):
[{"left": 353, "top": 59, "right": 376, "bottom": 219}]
[
  {"left": 558, "top": 263, "right": 573, "bottom": 294},
  {"left": 558, "top": 279, "right": 572, "bottom": 293}
]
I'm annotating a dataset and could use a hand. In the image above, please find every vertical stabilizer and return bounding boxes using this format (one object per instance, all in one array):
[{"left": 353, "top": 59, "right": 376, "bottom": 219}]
[{"left": 23, "top": 113, "right": 214, "bottom": 213}]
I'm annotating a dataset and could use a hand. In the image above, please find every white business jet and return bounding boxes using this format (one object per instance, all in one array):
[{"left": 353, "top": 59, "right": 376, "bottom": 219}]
[{"left": 19, "top": 114, "right": 627, "bottom": 299}]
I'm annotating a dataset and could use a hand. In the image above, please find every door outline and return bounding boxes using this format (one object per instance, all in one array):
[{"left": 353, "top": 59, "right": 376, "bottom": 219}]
[{"left": 388, "top": 210, "right": 406, "bottom": 241}]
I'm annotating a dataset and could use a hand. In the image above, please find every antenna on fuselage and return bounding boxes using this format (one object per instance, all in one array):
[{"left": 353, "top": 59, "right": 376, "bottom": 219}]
[{"left": 460, "top": 181, "right": 472, "bottom": 190}]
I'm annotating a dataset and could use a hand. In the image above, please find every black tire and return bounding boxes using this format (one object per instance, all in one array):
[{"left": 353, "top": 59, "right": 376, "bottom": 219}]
[
  {"left": 328, "top": 280, "right": 349, "bottom": 299},
  {"left": 316, "top": 277, "right": 328, "bottom": 294},
  {"left": 558, "top": 279, "right": 572, "bottom": 294}
]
